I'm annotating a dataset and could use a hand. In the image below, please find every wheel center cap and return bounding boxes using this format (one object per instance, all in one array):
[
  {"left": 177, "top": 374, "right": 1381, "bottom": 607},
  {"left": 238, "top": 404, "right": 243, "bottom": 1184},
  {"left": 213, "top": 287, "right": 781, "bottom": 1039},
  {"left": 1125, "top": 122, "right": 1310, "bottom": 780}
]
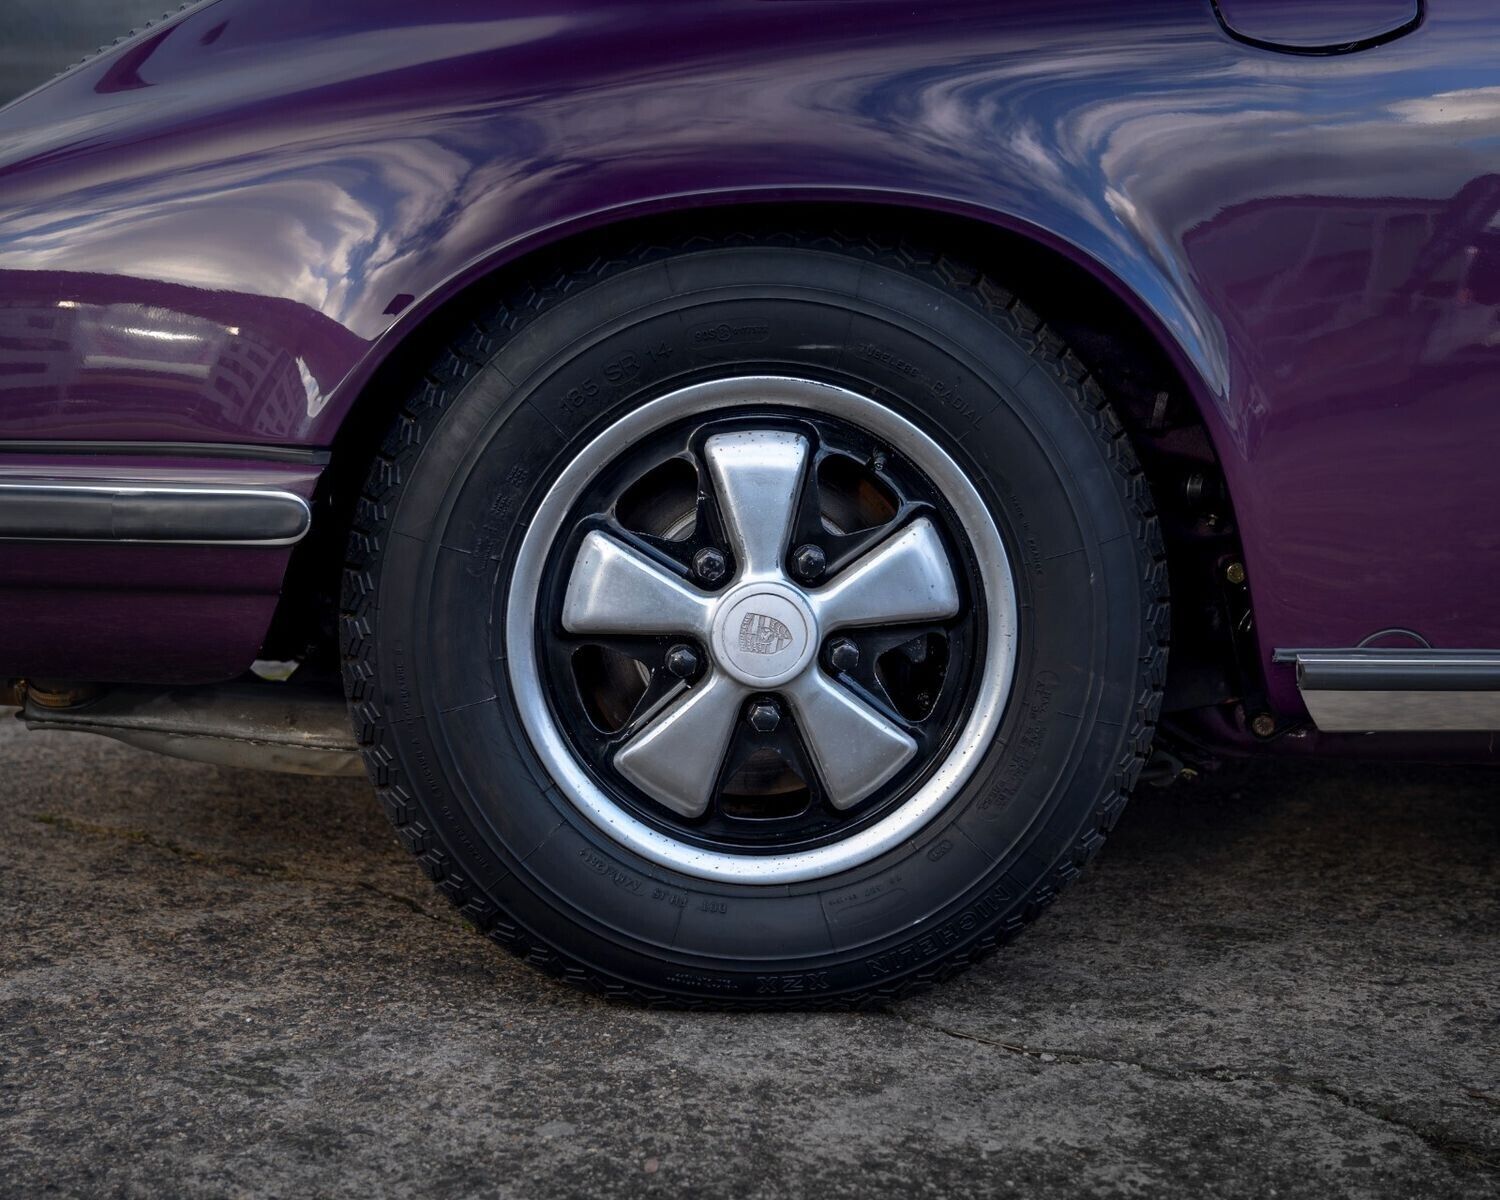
[{"left": 711, "top": 582, "right": 817, "bottom": 687}]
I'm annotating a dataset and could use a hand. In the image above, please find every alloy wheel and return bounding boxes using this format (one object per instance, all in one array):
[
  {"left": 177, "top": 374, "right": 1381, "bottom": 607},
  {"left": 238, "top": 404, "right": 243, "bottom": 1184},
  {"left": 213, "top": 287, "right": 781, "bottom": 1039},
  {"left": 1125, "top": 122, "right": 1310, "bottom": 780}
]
[{"left": 508, "top": 376, "right": 1020, "bottom": 884}]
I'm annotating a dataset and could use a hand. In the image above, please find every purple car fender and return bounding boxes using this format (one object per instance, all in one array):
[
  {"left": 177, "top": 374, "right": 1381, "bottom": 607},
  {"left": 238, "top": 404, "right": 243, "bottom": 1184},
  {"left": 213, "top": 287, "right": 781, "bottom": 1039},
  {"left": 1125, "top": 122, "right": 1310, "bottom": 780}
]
[{"left": 0, "top": 0, "right": 1497, "bottom": 737}]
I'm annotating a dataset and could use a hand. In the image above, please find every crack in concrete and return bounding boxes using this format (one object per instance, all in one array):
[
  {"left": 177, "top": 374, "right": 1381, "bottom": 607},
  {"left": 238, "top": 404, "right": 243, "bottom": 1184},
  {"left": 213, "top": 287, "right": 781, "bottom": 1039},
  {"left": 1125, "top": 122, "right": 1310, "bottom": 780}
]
[
  {"left": 1468, "top": 1089, "right": 1500, "bottom": 1114},
  {"left": 891, "top": 1010, "right": 1500, "bottom": 1174},
  {"left": 354, "top": 880, "right": 452, "bottom": 924},
  {"left": 29, "top": 812, "right": 452, "bottom": 928}
]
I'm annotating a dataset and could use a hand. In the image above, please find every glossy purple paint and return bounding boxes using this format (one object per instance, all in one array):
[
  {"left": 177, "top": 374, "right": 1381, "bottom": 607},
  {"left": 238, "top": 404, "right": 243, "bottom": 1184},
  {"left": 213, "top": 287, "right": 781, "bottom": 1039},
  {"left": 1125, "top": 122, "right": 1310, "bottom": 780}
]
[{"left": 0, "top": 0, "right": 1497, "bottom": 720}]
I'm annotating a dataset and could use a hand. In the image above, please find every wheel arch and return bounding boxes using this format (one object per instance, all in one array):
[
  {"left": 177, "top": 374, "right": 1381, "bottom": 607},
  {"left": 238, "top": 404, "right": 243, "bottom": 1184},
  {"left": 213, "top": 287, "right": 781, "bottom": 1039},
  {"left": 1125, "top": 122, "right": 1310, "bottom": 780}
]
[
  {"left": 274, "top": 199, "right": 1258, "bottom": 727},
  {"left": 323, "top": 195, "right": 1230, "bottom": 450}
]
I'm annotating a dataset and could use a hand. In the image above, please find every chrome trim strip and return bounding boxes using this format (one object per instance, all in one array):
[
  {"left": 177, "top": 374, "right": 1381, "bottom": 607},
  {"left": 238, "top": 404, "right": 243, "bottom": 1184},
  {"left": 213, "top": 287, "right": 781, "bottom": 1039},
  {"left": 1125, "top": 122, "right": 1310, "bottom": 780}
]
[
  {"left": 0, "top": 440, "right": 329, "bottom": 465},
  {"left": 1276, "top": 648, "right": 1500, "bottom": 731},
  {"left": 1300, "top": 691, "right": 1500, "bottom": 733},
  {"left": 0, "top": 482, "right": 311, "bottom": 545}
]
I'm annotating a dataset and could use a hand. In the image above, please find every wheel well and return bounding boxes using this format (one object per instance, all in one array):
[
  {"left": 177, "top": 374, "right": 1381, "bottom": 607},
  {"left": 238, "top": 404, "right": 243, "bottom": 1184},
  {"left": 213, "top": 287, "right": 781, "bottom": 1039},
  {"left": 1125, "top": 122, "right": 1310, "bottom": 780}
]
[{"left": 266, "top": 204, "right": 1258, "bottom": 723}]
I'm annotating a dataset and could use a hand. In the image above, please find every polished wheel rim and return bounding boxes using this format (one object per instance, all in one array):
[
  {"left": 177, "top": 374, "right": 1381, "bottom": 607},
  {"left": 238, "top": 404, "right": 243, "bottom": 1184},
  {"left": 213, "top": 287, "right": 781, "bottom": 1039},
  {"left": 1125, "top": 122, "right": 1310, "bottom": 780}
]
[{"left": 507, "top": 377, "right": 1019, "bottom": 884}]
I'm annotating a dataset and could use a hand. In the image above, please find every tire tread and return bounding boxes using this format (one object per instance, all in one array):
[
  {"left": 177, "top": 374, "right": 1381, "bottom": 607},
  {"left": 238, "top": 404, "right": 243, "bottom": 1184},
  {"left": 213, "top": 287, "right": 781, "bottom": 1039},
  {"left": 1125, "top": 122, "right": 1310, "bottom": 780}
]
[{"left": 340, "top": 230, "right": 1169, "bottom": 1008}]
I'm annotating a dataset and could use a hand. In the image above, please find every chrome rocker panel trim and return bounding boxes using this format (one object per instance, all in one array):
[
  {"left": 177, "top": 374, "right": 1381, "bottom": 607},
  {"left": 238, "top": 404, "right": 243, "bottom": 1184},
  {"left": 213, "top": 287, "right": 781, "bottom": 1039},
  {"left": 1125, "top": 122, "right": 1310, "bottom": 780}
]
[
  {"left": 1275, "top": 649, "right": 1500, "bottom": 732},
  {"left": 0, "top": 482, "right": 311, "bottom": 545}
]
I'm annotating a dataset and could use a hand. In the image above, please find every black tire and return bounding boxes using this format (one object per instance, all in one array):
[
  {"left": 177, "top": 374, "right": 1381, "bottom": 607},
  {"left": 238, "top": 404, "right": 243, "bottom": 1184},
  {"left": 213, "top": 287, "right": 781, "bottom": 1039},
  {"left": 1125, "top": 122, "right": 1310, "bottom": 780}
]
[{"left": 341, "top": 230, "right": 1168, "bottom": 1008}]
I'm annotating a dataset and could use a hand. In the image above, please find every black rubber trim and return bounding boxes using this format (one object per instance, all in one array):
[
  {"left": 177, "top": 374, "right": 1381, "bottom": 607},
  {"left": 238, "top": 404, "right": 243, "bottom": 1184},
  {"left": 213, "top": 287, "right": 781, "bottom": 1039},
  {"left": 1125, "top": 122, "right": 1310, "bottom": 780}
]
[
  {"left": 1210, "top": 0, "right": 1423, "bottom": 57},
  {"left": 0, "top": 440, "right": 329, "bottom": 466},
  {"left": 0, "top": 484, "right": 311, "bottom": 545},
  {"left": 1274, "top": 648, "right": 1500, "bottom": 692}
]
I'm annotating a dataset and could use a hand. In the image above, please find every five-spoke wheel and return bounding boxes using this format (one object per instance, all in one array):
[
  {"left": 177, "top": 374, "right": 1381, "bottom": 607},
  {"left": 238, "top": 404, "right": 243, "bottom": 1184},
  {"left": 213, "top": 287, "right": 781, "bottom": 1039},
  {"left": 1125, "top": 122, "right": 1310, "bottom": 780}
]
[
  {"left": 513, "top": 376, "right": 1018, "bottom": 882},
  {"left": 562, "top": 426, "right": 959, "bottom": 817}
]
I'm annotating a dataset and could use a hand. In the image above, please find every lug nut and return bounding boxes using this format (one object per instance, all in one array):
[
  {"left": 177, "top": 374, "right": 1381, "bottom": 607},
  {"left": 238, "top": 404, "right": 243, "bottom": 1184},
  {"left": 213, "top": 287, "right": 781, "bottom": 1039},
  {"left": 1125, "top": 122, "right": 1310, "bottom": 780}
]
[
  {"left": 828, "top": 638, "right": 860, "bottom": 673},
  {"left": 792, "top": 544, "right": 827, "bottom": 581},
  {"left": 665, "top": 644, "right": 699, "bottom": 679},
  {"left": 693, "top": 547, "right": 728, "bottom": 584},
  {"left": 747, "top": 698, "right": 782, "bottom": 733}
]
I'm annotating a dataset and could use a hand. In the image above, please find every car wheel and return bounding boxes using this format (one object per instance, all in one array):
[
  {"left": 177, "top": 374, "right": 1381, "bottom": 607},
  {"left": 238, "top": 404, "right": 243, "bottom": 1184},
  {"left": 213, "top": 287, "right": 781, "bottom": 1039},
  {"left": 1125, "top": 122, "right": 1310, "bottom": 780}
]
[{"left": 341, "top": 231, "right": 1168, "bottom": 1006}]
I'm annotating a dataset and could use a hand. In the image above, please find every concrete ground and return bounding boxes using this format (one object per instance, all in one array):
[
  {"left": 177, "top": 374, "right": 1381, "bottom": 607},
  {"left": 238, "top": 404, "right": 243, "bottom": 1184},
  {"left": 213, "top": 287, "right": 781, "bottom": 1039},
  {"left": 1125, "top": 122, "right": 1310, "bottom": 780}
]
[{"left": 0, "top": 717, "right": 1495, "bottom": 1200}]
